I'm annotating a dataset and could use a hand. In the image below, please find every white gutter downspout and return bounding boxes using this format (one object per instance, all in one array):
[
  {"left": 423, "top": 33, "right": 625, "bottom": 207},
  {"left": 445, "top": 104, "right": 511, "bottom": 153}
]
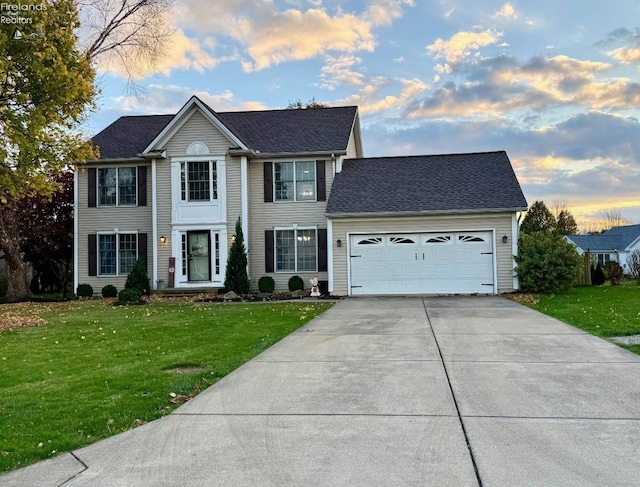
[
  {"left": 327, "top": 218, "right": 334, "bottom": 293},
  {"left": 73, "top": 167, "right": 79, "bottom": 294},
  {"left": 151, "top": 158, "right": 158, "bottom": 290},
  {"left": 512, "top": 213, "right": 520, "bottom": 291}
]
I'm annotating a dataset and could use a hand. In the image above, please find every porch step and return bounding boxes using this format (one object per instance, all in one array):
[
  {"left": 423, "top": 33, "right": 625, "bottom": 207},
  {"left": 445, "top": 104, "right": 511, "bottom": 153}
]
[{"left": 152, "top": 287, "right": 223, "bottom": 298}]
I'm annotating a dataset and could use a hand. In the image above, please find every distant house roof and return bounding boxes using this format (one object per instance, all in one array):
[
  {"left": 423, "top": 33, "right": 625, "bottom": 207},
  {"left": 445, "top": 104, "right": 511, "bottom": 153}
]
[
  {"left": 326, "top": 151, "right": 528, "bottom": 216},
  {"left": 567, "top": 224, "right": 640, "bottom": 252},
  {"left": 91, "top": 102, "right": 359, "bottom": 160}
]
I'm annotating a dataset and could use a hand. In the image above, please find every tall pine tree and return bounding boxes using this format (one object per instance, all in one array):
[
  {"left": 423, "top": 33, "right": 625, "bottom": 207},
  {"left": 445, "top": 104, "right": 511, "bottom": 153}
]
[{"left": 224, "top": 217, "right": 251, "bottom": 294}]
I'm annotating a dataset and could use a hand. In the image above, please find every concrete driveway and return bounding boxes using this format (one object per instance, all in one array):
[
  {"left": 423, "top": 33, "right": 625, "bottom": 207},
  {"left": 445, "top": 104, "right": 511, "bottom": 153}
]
[{"left": 3, "top": 296, "right": 640, "bottom": 486}]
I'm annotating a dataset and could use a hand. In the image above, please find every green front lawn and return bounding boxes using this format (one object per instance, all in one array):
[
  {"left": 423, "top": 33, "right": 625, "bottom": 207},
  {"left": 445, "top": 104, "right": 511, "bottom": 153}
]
[
  {"left": 0, "top": 299, "right": 332, "bottom": 473},
  {"left": 526, "top": 279, "right": 640, "bottom": 355}
]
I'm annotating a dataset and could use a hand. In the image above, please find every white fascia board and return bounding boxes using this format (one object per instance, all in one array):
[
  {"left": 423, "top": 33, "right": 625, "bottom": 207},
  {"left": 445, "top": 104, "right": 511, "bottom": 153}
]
[
  {"left": 326, "top": 208, "right": 528, "bottom": 219},
  {"left": 141, "top": 96, "right": 248, "bottom": 154}
]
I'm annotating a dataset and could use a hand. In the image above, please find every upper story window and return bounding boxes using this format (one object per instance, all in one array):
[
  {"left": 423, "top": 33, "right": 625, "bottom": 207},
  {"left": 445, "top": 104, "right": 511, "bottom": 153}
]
[
  {"left": 99, "top": 167, "right": 136, "bottom": 206},
  {"left": 274, "top": 161, "right": 316, "bottom": 202},
  {"left": 180, "top": 161, "right": 218, "bottom": 201}
]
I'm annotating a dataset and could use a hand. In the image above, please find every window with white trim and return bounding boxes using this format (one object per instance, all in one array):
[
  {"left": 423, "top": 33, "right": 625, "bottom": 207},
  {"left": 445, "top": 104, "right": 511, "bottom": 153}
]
[
  {"left": 98, "top": 233, "right": 137, "bottom": 275},
  {"left": 98, "top": 167, "right": 137, "bottom": 206},
  {"left": 180, "top": 161, "right": 217, "bottom": 201},
  {"left": 274, "top": 161, "right": 315, "bottom": 201},
  {"left": 275, "top": 228, "right": 317, "bottom": 272}
]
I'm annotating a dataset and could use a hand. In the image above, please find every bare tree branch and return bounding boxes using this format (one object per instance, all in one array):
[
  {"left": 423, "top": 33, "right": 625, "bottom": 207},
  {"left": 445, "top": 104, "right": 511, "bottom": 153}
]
[{"left": 77, "top": 0, "right": 175, "bottom": 91}]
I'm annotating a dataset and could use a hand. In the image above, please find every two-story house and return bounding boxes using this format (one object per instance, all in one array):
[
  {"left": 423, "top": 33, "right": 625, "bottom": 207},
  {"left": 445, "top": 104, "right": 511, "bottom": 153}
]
[{"left": 75, "top": 96, "right": 528, "bottom": 296}]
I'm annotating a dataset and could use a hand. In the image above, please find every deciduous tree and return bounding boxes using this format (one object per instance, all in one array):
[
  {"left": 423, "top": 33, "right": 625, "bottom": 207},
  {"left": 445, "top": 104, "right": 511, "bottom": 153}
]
[{"left": 0, "top": 0, "right": 96, "bottom": 301}]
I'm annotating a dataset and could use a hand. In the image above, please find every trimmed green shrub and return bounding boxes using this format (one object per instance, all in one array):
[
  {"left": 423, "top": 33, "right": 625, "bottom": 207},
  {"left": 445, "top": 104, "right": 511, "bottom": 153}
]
[
  {"left": 101, "top": 284, "right": 118, "bottom": 298},
  {"left": 604, "top": 261, "right": 623, "bottom": 286},
  {"left": 118, "top": 288, "right": 141, "bottom": 303},
  {"left": 592, "top": 263, "right": 605, "bottom": 286},
  {"left": 76, "top": 283, "right": 94, "bottom": 298},
  {"left": 224, "top": 217, "right": 251, "bottom": 294},
  {"left": 258, "top": 276, "right": 275, "bottom": 293},
  {"left": 125, "top": 260, "right": 150, "bottom": 295},
  {"left": 514, "top": 231, "right": 582, "bottom": 293},
  {"left": 288, "top": 275, "right": 304, "bottom": 292}
]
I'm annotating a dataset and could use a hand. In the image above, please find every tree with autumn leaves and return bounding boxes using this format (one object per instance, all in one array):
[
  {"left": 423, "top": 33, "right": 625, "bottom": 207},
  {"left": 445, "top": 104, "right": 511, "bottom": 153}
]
[
  {"left": 1, "top": 0, "right": 173, "bottom": 301},
  {"left": 0, "top": 1, "right": 96, "bottom": 301}
]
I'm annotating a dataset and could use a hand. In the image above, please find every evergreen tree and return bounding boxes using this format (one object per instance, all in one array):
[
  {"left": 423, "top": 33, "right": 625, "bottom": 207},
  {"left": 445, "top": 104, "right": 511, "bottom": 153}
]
[
  {"left": 224, "top": 217, "right": 251, "bottom": 294},
  {"left": 555, "top": 209, "right": 578, "bottom": 235},
  {"left": 520, "top": 201, "right": 556, "bottom": 235}
]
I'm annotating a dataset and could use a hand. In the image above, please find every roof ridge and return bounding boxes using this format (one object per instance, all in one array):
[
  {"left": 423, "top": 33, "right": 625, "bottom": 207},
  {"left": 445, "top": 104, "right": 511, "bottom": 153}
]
[{"left": 346, "top": 151, "right": 507, "bottom": 161}]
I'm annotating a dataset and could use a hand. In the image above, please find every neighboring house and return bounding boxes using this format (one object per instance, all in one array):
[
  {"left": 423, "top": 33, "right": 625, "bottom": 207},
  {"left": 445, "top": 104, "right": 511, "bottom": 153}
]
[
  {"left": 74, "top": 96, "right": 528, "bottom": 296},
  {"left": 566, "top": 224, "right": 640, "bottom": 274}
]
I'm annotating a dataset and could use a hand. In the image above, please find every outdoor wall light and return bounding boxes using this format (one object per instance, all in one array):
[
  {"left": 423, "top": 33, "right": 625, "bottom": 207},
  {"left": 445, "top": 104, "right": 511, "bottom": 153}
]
[
  {"left": 160, "top": 235, "right": 166, "bottom": 244},
  {"left": 337, "top": 239, "right": 342, "bottom": 247},
  {"left": 231, "top": 234, "right": 236, "bottom": 243},
  {"left": 502, "top": 235, "right": 508, "bottom": 244}
]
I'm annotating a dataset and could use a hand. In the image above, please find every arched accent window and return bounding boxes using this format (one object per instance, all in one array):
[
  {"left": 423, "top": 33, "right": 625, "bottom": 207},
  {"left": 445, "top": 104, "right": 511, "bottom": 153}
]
[
  {"left": 357, "top": 237, "right": 383, "bottom": 245},
  {"left": 186, "top": 142, "right": 210, "bottom": 155},
  {"left": 390, "top": 237, "right": 415, "bottom": 244}
]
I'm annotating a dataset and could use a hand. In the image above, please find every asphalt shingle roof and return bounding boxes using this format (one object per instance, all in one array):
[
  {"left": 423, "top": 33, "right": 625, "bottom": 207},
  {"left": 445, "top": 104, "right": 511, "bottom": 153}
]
[
  {"left": 215, "top": 106, "right": 357, "bottom": 154},
  {"left": 326, "top": 151, "right": 528, "bottom": 215},
  {"left": 92, "top": 115, "right": 174, "bottom": 159},
  {"left": 91, "top": 104, "right": 358, "bottom": 159},
  {"left": 568, "top": 224, "right": 640, "bottom": 251}
]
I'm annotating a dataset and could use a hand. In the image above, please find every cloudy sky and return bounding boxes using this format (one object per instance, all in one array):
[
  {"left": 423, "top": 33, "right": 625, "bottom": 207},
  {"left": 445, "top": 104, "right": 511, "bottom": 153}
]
[{"left": 84, "top": 0, "right": 640, "bottom": 230}]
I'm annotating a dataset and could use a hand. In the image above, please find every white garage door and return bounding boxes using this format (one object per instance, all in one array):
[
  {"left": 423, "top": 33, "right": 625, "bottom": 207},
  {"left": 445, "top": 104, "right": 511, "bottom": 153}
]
[{"left": 349, "top": 232, "right": 495, "bottom": 295}]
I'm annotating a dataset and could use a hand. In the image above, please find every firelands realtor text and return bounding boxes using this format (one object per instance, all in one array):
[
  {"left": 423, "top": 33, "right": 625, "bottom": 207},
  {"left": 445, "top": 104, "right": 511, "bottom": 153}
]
[{"left": 1, "top": 3, "right": 47, "bottom": 24}]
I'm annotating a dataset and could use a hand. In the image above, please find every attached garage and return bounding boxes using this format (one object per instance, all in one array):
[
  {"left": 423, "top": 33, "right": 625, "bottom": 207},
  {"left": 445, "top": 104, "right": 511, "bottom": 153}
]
[
  {"left": 349, "top": 231, "right": 495, "bottom": 295},
  {"left": 325, "top": 152, "right": 529, "bottom": 296}
]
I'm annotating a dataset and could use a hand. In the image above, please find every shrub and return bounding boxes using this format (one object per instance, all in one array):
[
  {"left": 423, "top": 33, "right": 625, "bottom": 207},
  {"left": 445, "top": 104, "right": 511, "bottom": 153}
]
[
  {"left": 258, "top": 276, "right": 275, "bottom": 293},
  {"left": 125, "top": 260, "right": 150, "bottom": 295},
  {"left": 288, "top": 275, "right": 304, "bottom": 292},
  {"left": 224, "top": 217, "right": 251, "bottom": 294},
  {"left": 76, "top": 283, "right": 94, "bottom": 298},
  {"left": 101, "top": 284, "right": 118, "bottom": 298},
  {"left": 604, "top": 261, "right": 623, "bottom": 286},
  {"left": 514, "top": 231, "right": 582, "bottom": 293},
  {"left": 592, "top": 263, "right": 605, "bottom": 286},
  {"left": 118, "top": 288, "right": 141, "bottom": 303},
  {"left": 627, "top": 250, "right": 640, "bottom": 284}
]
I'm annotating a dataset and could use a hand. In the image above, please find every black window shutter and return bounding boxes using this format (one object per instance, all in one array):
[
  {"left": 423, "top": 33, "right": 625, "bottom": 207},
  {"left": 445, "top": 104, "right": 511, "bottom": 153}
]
[
  {"left": 88, "top": 168, "right": 97, "bottom": 207},
  {"left": 138, "top": 166, "right": 147, "bottom": 206},
  {"left": 137, "top": 233, "right": 148, "bottom": 268},
  {"left": 264, "top": 162, "right": 273, "bottom": 202},
  {"left": 318, "top": 228, "right": 328, "bottom": 272},
  {"left": 265, "top": 230, "right": 274, "bottom": 273},
  {"left": 316, "top": 160, "right": 326, "bottom": 201},
  {"left": 88, "top": 234, "right": 97, "bottom": 276}
]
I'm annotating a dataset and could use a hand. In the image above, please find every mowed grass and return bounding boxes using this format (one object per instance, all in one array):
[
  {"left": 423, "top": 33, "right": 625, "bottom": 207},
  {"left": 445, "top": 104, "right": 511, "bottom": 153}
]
[
  {"left": 0, "top": 299, "right": 333, "bottom": 472},
  {"left": 527, "top": 279, "right": 640, "bottom": 355}
]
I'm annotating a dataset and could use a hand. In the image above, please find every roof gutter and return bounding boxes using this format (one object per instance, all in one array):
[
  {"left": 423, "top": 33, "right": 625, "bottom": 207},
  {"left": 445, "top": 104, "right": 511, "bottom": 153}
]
[
  {"left": 138, "top": 150, "right": 167, "bottom": 160},
  {"left": 229, "top": 149, "right": 347, "bottom": 159},
  {"left": 325, "top": 207, "right": 529, "bottom": 219},
  {"left": 83, "top": 156, "right": 147, "bottom": 164}
]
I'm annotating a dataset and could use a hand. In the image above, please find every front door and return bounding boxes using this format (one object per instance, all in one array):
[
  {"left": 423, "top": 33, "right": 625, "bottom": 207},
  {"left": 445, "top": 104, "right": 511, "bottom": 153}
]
[{"left": 187, "top": 231, "right": 211, "bottom": 282}]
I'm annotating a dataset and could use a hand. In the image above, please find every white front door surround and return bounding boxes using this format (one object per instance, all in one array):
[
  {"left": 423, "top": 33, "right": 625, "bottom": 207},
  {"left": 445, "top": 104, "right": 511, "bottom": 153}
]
[{"left": 348, "top": 231, "right": 496, "bottom": 295}]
